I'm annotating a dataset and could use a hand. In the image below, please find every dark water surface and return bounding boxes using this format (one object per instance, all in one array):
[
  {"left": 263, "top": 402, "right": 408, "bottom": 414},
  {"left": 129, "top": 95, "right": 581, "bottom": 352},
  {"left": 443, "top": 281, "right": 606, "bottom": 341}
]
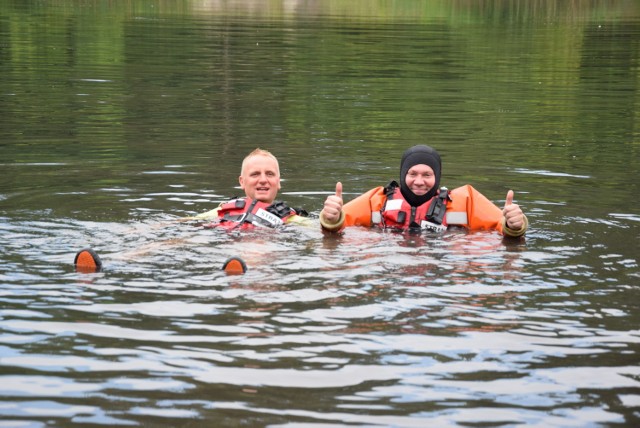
[{"left": 1, "top": 1, "right": 639, "bottom": 426}]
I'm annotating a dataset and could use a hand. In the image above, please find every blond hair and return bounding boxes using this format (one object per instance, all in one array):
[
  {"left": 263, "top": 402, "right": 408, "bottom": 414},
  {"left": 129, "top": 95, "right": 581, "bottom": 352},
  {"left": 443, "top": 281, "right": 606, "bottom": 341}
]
[{"left": 241, "top": 148, "right": 280, "bottom": 176}]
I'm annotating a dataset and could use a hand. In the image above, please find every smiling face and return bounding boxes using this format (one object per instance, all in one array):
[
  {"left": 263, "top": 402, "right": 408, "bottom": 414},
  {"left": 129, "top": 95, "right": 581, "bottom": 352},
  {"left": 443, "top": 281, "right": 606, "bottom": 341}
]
[
  {"left": 404, "top": 164, "right": 436, "bottom": 196},
  {"left": 239, "top": 153, "right": 281, "bottom": 203}
]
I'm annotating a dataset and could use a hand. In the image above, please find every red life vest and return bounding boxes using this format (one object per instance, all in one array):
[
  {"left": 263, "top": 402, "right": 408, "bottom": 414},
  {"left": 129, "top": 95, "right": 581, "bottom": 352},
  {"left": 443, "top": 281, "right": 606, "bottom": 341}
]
[
  {"left": 378, "top": 185, "right": 449, "bottom": 232},
  {"left": 211, "top": 197, "right": 297, "bottom": 230}
]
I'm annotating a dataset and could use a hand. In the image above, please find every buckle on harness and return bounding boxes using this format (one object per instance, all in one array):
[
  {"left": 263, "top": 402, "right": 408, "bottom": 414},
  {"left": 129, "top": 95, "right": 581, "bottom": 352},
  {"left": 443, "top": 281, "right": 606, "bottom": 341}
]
[
  {"left": 266, "top": 200, "right": 291, "bottom": 219},
  {"left": 232, "top": 199, "right": 258, "bottom": 226},
  {"left": 426, "top": 187, "right": 450, "bottom": 225}
]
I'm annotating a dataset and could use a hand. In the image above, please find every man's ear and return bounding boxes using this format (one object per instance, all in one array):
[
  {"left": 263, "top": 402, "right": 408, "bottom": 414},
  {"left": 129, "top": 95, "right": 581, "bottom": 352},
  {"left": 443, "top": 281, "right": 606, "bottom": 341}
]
[{"left": 238, "top": 176, "right": 245, "bottom": 189}]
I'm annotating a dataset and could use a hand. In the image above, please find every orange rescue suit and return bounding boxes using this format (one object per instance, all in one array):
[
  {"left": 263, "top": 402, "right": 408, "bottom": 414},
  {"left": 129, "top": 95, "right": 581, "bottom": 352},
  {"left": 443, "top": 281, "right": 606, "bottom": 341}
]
[{"left": 339, "top": 184, "right": 507, "bottom": 233}]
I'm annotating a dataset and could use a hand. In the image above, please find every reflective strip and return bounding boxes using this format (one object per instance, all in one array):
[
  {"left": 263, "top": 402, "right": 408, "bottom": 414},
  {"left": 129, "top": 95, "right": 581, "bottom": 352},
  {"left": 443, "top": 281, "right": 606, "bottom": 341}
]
[
  {"left": 253, "top": 208, "right": 284, "bottom": 227},
  {"left": 385, "top": 199, "right": 403, "bottom": 211},
  {"left": 445, "top": 211, "right": 468, "bottom": 225},
  {"left": 371, "top": 211, "right": 382, "bottom": 224}
]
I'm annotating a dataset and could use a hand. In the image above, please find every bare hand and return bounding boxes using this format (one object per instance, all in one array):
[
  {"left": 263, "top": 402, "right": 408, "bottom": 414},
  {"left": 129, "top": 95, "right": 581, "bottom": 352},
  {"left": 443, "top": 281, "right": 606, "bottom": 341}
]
[
  {"left": 322, "top": 182, "right": 343, "bottom": 223},
  {"left": 503, "top": 190, "right": 525, "bottom": 230}
]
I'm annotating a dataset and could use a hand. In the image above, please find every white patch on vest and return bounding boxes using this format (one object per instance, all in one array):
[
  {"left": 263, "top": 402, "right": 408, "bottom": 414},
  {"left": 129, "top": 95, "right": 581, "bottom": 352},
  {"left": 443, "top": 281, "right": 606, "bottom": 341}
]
[
  {"left": 446, "top": 211, "right": 468, "bottom": 225},
  {"left": 385, "top": 199, "right": 403, "bottom": 211},
  {"left": 253, "top": 208, "right": 284, "bottom": 227},
  {"left": 420, "top": 220, "right": 447, "bottom": 233},
  {"left": 371, "top": 211, "right": 382, "bottom": 224}
]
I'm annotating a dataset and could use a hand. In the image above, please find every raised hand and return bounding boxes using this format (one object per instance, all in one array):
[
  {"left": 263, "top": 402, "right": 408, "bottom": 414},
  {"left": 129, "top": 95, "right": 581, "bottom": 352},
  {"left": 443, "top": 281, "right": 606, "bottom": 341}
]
[
  {"left": 322, "top": 182, "right": 344, "bottom": 223},
  {"left": 503, "top": 190, "right": 525, "bottom": 230}
]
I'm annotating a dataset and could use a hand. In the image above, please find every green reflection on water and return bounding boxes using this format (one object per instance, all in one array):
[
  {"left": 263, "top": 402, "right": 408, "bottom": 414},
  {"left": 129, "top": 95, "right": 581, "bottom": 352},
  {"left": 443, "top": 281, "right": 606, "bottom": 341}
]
[{"left": 0, "top": 0, "right": 638, "bottom": 221}]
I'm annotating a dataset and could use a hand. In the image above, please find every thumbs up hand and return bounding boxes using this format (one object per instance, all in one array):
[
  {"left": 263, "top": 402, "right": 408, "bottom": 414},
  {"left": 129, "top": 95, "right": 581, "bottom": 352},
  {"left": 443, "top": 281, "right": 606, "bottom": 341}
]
[
  {"left": 503, "top": 190, "right": 525, "bottom": 230},
  {"left": 322, "top": 182, "right": 344, "bottom": 223}
]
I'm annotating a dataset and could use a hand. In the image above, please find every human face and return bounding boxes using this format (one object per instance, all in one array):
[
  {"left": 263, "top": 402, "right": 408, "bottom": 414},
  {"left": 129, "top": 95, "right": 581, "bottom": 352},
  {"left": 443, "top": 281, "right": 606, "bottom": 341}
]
[
  {"left": 405, "top": 164, "right": 436, "bottom": 196},
  {"left": 239, "top": 155, "right": 281, "bottom": 203}
]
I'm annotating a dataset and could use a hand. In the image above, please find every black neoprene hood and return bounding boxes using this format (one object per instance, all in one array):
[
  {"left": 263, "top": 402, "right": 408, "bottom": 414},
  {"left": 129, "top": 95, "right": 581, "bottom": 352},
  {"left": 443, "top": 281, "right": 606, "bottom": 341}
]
[{"left": 399, "top": 145, "right": 442, "bottom": 207}]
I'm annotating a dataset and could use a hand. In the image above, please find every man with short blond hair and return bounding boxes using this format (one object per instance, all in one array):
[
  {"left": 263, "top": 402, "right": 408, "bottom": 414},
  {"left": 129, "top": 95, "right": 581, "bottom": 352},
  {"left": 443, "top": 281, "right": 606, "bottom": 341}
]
[
  {"left": 238, "top": 148, "right": 281, "bottom": 204},
  {"left": 195, "top": 148, "right": 308, "bottom": 228}
]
